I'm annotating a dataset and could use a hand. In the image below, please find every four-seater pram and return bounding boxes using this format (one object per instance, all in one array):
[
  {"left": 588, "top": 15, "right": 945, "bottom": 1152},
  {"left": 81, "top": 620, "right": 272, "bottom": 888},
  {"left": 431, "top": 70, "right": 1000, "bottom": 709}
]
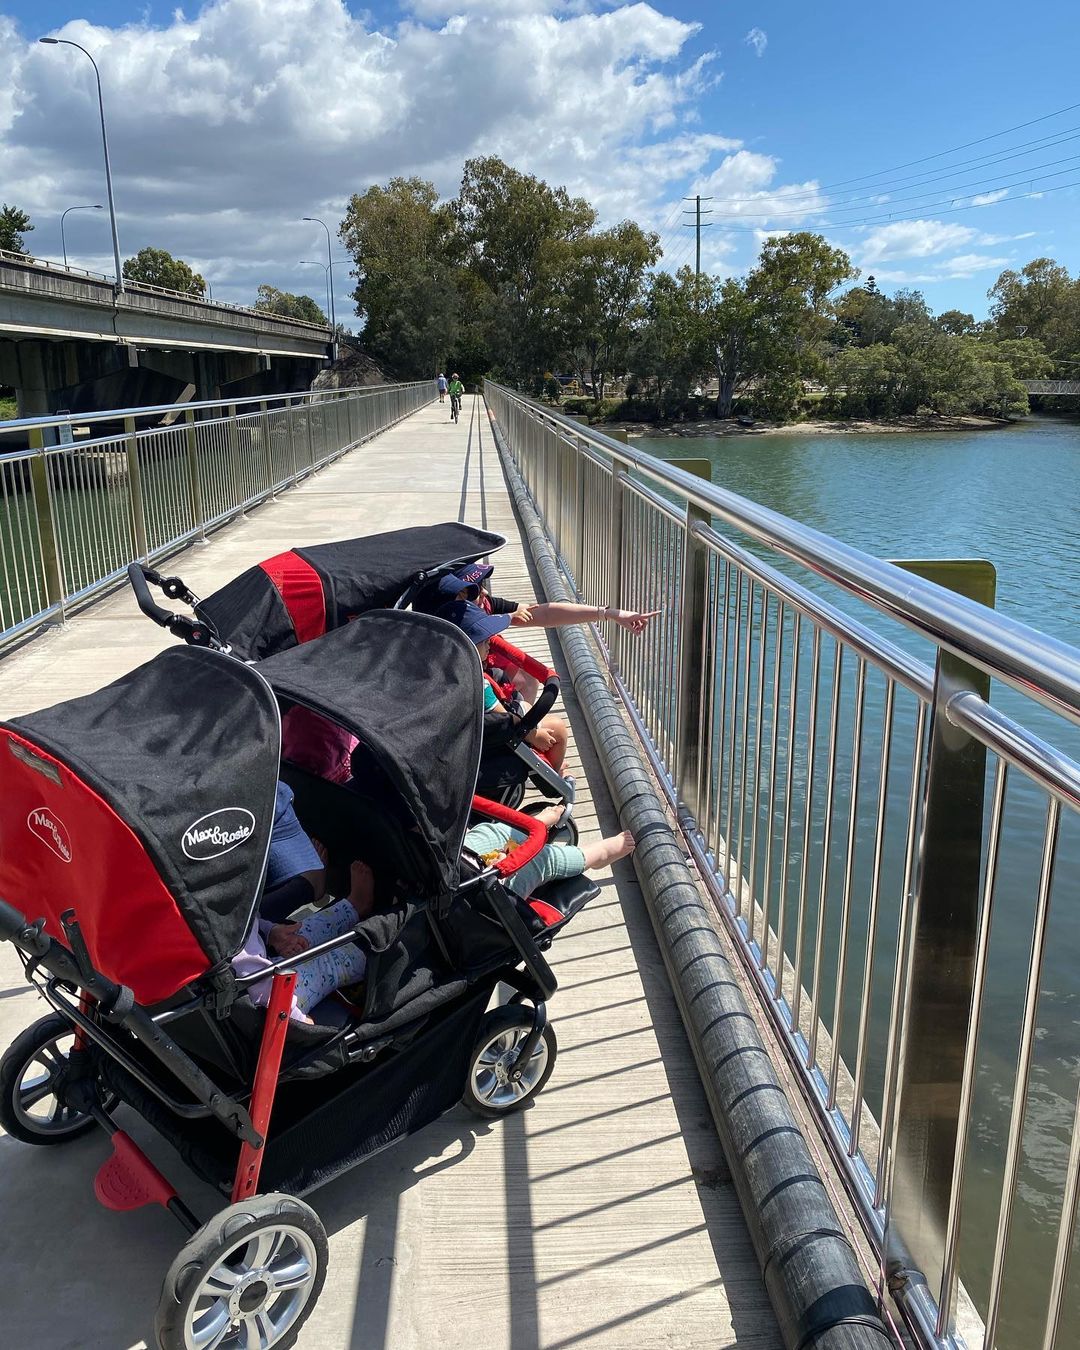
[
  {"left": 126, "top": 521, "right": 577, "bottom": 836},
  {"left": 0, "top": 610, "right": 598, "bottom": 1350}
]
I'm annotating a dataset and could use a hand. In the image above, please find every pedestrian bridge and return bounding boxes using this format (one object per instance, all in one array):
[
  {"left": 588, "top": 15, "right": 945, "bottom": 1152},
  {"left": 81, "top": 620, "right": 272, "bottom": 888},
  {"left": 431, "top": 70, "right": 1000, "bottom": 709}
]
[
  {"left": 2, "top": 386, "right": 1080, "bottom": 1350},
  {"left": 1022, "top": 379, "right": 1080, "bottom": 395},
  {"left": 0, "top": 392, "right": 783, "bottom": 1350}
]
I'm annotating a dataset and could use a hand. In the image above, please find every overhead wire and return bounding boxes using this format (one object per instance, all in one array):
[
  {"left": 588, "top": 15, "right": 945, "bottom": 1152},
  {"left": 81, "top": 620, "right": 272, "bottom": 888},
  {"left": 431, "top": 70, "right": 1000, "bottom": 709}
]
[
  {"left": 711, "top": 150, "right": 1080, "bottom": 226},
  {"left": 703, "top": 124, "right": 1080, "bottom": 213}
]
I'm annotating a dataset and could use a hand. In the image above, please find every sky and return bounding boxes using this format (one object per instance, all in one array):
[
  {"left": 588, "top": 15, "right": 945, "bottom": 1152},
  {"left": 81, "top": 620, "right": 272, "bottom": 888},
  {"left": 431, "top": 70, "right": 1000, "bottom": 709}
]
[{"left": 2, "top": 0, "right": 1079, "bottom": 318}]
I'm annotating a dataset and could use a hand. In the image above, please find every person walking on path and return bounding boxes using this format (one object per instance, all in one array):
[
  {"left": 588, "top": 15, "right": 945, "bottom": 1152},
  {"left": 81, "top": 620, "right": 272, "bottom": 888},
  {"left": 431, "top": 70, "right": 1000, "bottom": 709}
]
[{"left": 437, "top": 372, "right": 448, "bottom": 403}]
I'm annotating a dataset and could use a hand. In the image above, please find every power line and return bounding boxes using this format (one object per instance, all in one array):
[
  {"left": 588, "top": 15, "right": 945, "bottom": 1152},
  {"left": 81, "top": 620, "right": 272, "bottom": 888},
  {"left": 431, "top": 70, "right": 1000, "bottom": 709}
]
[
  {"left": 790, "top": 99, "right": 1080, "bottom": 195},
  {"left": 704, "top": 124, "right": 1080, "bottom": 213},
  {"left": 704, "top": 175, "right": 1080, "bottom": 236},
  {"left": 712, "top": 149, "right": 1080, "bottom": 225}
]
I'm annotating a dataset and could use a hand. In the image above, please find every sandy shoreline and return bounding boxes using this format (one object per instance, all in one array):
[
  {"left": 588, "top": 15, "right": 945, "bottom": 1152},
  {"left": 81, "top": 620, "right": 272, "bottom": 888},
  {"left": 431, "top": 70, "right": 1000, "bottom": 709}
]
[{"left": 606, "top": 414, "right": 1013, "bottom": 439}]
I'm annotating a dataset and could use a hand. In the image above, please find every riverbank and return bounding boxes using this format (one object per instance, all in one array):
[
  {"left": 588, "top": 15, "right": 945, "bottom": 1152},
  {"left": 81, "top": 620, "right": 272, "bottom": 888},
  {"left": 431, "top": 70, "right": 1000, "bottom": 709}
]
[{"left": 607, "top": 413, "right": 1014, "bottom": 439}]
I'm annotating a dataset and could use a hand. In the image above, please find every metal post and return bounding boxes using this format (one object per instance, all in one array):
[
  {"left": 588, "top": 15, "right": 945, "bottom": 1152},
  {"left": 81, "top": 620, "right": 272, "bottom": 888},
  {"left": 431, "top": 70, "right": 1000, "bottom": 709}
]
[
  {"left": 39, "top": 41, "right": 124, "bottom": 290},
  {"left": 606, "top": 450, "right": 629, "bottom": 676},
  {"left": 123, "top": 415, "right": 148, "bottom": 558},
  {"left": 60, "top": 204, "right": 102, "bottom": 271},
  {"left": 672, "top": 459, "right": 713, "bottom": 819},
  {"left": 28, "top": 428, "right": 65, "bottom": 618},
  {"left": 183, "top": 408, "right": 206, "bottom": 542},
  {"left": 885, "top": 558, "right": 997, "bottom": 1313},
  {"left": 225, "top": 403, "right": 244, "bottom": 513},
  {"left": 259, "top": 398, "right": 276, "bottom": 499}
]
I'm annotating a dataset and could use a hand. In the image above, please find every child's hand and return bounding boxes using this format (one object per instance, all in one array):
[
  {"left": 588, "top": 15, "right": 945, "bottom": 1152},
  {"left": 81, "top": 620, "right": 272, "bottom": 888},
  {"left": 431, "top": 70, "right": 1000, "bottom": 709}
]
[
  {"left": 528, "top": 727, "right": 557, "bottom": 753},
  {"left": 510, "top": 603, "right": 534, "bottom": 626},
  {"left": 268, "top": 922, "right": 309, "bottom": 958}
]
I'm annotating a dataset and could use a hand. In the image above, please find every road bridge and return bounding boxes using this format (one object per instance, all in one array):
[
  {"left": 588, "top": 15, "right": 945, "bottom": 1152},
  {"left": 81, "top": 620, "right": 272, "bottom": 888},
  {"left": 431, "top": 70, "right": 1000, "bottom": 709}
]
[
  {"left": 0, "top": 250, "right": 334, "bottom": 421},
  {"left": 0, "top": 395, "right": 784, "bottom": 1350}
]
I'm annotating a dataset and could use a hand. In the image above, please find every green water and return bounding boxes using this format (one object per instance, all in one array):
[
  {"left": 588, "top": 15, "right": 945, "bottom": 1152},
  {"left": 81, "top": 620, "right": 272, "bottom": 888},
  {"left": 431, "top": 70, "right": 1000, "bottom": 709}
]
[{"left": 640, "top": 417, "right": 1080, "bottom": 1346}]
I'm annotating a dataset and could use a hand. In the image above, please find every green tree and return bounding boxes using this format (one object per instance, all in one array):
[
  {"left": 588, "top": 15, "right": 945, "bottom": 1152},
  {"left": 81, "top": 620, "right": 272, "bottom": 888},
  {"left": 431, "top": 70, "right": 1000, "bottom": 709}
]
[
  {"left": 254, "top": 285, "right": 327, "bottom": 324},
  {"left": 988, "top": 258, "right": 1080, "bottom": 367},
  {"left": 936, "top": 309, "right": 978, "bottom": 336},
  {"left": 340, "top": 177, "right": 460, "bottom": 377},
  {"left": 0, "top": 204, "right": 33, "bottom": 255},
  {"left": 455, "top": 156, "right": 596, "bottom": 382},
  {"left": 565, "top": 220, "right": 660, "bottom": 400},
  {"left": 744, "top": 232, "right": 857, "bottom": 419},
  {"left": 123, "top": 246, "right": 206, "bottom": 296}
]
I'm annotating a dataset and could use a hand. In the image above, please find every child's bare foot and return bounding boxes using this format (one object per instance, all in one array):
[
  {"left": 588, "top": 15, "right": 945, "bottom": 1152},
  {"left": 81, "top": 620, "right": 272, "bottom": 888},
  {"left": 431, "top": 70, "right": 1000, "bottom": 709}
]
[
  {"left": 348, "top": 860, "right": 377, "bottom": 918},
  {"left": 534, "top": 804, "right": 564, "bottom": 831},
  {"left": 581, "top": 830, "right": 636, "bottom": 871}
]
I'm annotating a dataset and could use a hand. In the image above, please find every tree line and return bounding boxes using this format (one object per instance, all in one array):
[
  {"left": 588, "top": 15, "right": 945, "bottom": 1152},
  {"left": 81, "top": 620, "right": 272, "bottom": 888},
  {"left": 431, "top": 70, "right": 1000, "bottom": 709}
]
[
  {"left": 7, "top": 170, "right": 1080, "bottom": 422},
  {"left": 338, "top": 161, "right": 1080, "bottom": 422}
]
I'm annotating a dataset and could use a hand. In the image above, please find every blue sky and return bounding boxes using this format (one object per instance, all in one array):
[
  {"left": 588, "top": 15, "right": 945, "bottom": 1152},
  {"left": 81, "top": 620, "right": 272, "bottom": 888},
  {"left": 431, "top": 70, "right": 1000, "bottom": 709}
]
[{"left": 3, "top": 0, "right": 1079, "bottom": 317}]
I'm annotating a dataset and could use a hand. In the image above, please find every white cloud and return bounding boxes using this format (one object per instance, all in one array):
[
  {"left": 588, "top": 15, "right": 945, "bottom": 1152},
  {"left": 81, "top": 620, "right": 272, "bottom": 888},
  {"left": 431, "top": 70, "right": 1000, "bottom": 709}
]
[
  {"left": 970, "top": 189, "right": 1009, "bottom": 207},
  {"left": 857, "top": 219, "right": 979, "bottom": 263},
  {"left": 938, "top": 252, "right": 1010, "bottom": 278},
  {"left": 744, "top": 27, "right": 767, "bottom": 57},
  {"left": 2, "top": 0, "right": 726, "bottom": 303}
]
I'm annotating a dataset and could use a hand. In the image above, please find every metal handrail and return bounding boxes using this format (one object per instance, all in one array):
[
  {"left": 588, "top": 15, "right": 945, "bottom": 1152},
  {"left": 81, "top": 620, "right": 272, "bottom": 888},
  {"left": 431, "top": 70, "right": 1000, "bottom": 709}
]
[
  {"left": 0, "top": 381, "right": 435, "bottom": 650},
  {"left": 0, "top": 384, "right": 410, "bottom": 436},
  {"left": 485, "top": 379, "right": 1080, "bottom": 1350},
  {"left": 502, "top": 393, "right": 1080, "bottom": 729}
]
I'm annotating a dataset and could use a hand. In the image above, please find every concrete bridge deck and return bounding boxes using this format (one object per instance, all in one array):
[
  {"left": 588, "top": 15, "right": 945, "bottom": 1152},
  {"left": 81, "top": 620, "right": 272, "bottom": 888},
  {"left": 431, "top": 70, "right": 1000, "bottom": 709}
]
[{"left": 0, "top": 395, "right": 780, "bottom": 1350}]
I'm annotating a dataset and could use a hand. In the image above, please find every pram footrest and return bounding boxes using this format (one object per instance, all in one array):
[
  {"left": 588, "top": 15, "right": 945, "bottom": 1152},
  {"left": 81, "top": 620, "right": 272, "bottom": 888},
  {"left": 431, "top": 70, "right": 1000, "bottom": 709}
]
[{"left": 95, "top": 1130, "right": 178, "bottom": 1213}]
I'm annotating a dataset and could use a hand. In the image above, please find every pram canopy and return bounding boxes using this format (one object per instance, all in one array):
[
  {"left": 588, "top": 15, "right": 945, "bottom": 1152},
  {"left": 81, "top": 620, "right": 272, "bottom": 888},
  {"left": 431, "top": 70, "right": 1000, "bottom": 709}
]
[
  {"left": 0, "top": 611, "right": 483, "bottom": 1007},
  {"left": 199, "top": 523, "right": 505, "bottom": 660}
]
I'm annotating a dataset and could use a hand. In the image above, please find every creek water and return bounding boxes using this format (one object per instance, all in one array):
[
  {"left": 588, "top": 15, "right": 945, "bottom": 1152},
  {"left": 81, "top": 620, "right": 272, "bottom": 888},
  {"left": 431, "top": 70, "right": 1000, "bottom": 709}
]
[{"left": 639, "top": 417, "right": 1080, "bottom": 1348}]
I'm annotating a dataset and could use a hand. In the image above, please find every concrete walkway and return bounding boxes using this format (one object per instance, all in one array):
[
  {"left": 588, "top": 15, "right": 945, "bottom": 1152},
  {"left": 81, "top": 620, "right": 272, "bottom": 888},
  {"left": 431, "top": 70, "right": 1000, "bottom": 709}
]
[{"left": 0, "top": 396, "right": 781, "bottom": 1350}]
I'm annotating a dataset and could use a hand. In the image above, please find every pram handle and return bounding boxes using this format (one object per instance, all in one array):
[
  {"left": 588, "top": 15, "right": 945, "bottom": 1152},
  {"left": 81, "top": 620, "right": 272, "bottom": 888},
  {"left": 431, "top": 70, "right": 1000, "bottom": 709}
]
[
  {"left": 489, "top": 633, "right": 555, "bottom": 686},
  {"left": 126, "top": 564, "right": 218, "bottom": 648},
  {"left": 471, "top": 796, "right": 549, "bottom": 878}
]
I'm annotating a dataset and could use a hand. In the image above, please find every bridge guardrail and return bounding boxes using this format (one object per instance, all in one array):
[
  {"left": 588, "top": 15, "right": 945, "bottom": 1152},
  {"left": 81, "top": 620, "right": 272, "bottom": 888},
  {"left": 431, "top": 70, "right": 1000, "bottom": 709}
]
[
  {"left": 0, "top": 382, "right": 433, "bottom": 650},
  {"left": 0, "top": 248, "right": 333, "bottom": 337},
  {"left": 485, "top": 380, "right": 1080, "bottom": 1350}
]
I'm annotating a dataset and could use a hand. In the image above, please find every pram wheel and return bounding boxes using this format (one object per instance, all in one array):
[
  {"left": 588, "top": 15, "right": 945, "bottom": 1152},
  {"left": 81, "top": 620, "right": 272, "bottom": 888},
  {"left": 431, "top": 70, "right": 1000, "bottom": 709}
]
[
  {"left": 155, "top": 1193, "right": 327, "bottom": 1350},
  {"left": 462, "top": 1005, "right": 557, "bottom": 1119},
  {"left": 0, "top": 1013, "right": 110, "bottom": 1145}
]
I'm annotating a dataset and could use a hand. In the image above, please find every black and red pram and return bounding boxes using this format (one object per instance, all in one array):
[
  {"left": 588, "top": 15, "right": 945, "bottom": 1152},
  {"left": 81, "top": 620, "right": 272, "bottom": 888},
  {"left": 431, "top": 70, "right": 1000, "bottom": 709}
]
[
  {"left": 0, "top": 609, "right": 597, "bottom": 1350},
  {"left": 127, "top": 521, "right": 577, "bottom": 831}
]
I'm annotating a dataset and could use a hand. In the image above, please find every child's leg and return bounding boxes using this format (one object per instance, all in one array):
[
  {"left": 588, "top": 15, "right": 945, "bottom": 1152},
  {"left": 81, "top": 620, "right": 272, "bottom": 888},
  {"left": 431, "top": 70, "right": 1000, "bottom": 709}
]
[
  {"left": 292, "top": 900, "right": 368, "bottom": 1015},
  {"left": 539, "top": 715, "right": 568, "bottom": 771},
  {"left": 507, "top": 839, "right": 586, "bottom": 899},
  {"left": 579, "top": 831, "right": 636, "bottom": 870}
]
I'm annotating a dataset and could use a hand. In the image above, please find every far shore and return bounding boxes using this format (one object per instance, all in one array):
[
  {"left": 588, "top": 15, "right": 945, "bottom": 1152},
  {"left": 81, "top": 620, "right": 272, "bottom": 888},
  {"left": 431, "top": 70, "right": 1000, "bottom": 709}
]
[{"left": 604, "top": 413, "right": 1015, "bottom": 440}]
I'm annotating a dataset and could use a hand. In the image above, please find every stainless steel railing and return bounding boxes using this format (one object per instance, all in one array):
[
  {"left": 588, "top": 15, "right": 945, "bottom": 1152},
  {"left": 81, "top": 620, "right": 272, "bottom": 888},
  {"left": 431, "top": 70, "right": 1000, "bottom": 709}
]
[
  {"left": 0, "top": 383, "right": 433, "bottom": 649},
  {"left": 485, "top": 380, "right": 1080, "bottom": 1350}
]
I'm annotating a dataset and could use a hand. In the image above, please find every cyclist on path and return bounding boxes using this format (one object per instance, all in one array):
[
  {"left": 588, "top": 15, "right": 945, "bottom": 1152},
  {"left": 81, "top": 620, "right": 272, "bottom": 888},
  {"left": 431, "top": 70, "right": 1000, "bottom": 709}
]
[{"left": 448, "top": 373, "right": 464, "bottom": 423}]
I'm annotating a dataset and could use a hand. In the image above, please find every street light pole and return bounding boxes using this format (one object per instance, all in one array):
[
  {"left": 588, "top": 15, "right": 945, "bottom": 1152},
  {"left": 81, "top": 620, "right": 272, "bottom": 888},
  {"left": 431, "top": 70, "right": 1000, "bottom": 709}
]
[
  {"left": 299, "top": 260, "right": 331, "bottom": 321},
  {"left": 59, "top": 203, "right": 102, "bottom": 270},
  {"left": 302, "top": 217, "right": 335, "bottom": 332},
  {"left": 39, "top": 37, "right": 124, "bottom": 291}
]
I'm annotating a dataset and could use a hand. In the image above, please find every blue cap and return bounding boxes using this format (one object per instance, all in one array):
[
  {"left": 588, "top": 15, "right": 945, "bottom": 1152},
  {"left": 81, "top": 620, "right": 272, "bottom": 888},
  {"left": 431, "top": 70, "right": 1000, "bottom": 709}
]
[
  {"left": 437, "top": 599, "right": 511, "bottom": 645},
  {"left": 455, "top": 561, "right": 494, "bottom": 586},
  {"left": 434, "top": 572, "right": 480, "bottom": 601},
  {"left": 266, "top": 782, "right": 323, "bottom": 887}
]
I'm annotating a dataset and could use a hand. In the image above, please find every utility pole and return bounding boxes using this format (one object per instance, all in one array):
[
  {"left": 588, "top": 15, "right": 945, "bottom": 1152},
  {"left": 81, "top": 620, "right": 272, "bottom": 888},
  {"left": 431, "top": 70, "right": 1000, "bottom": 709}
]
[{"left": 682, "top": 195, "right": 713, "bottom": 277}]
